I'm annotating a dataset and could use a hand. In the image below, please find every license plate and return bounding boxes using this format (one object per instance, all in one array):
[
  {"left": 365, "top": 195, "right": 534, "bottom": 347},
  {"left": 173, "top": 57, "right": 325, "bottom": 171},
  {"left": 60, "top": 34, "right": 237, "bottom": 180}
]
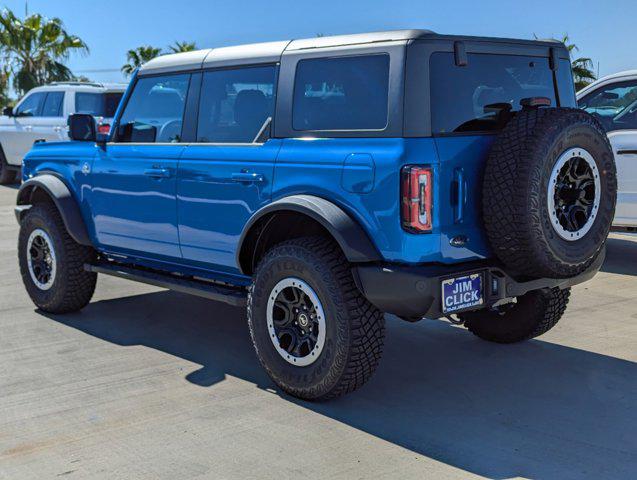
[{"left": 441, "top": 273, "right": 484, "bottom": 314}]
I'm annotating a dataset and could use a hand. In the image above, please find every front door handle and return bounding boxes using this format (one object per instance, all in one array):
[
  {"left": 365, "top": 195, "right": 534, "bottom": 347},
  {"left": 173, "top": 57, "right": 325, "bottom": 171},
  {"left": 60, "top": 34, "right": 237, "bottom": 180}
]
[
  {"left": 231, "top": 172, "right": 264, "bottom": 183},
  {"left": 144, "top": 167, "right": 171, "bottom": 178}
]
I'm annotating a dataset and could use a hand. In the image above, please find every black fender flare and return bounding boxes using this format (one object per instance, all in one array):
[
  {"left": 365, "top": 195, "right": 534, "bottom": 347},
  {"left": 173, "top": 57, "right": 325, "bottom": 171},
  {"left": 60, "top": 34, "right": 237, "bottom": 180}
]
[
  {"left": 237, "top": 194, "right": 381, "bottom": 274},
  {"left": 16, "top": 174, "right": 92, "bottom": 246}
]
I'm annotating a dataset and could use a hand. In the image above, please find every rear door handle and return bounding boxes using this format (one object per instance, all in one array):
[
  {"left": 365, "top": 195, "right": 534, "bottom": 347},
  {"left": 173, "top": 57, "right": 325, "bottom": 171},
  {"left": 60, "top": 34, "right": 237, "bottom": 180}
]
[
  {"left": 144, "top": 167, "right": 171, "bottom": 178},
  {"left": 231, "top": 172, "right": 264, "bottom": 183}
]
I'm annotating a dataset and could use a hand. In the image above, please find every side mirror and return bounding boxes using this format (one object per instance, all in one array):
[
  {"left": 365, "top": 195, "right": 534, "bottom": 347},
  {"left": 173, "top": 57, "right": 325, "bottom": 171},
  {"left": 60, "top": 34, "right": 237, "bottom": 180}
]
[
  {"left": 68, "top": 114, "right": 96, "bottom": 141},
  {"left": 3, "top": 106, "right": 13, "bottom": 117}
]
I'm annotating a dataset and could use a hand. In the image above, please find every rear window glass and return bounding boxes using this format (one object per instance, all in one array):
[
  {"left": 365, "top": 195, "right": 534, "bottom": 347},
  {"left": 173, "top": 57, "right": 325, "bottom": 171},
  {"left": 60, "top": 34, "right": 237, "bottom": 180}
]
[
  {"left": 293, "top": 54, "right": 389, "bottom": 131},
  {"left": 430, "top": 53, "right": 560, "bottom": 134},
  {"left": 76, "top": 92, "right": 123, "bottom": 117}
]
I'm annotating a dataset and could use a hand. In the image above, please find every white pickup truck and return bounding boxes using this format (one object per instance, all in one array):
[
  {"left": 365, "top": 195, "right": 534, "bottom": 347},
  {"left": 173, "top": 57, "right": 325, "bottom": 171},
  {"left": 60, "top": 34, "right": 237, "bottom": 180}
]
[
  {"left": 578, "top": 70, "right": 637, "bottom": 231},
  {"left": 0, "top": 81, "right": 125, "bottom": 184}
]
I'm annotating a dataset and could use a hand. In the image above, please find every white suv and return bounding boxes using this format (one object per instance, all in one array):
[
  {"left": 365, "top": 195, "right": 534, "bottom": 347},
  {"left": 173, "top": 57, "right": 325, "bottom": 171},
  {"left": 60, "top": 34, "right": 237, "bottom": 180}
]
[
  {"left": 578, "top": 71, "right": 637, "bottom": 230},
  {"left": 0, "top": 81, "right": 126, "bottom": 184}
]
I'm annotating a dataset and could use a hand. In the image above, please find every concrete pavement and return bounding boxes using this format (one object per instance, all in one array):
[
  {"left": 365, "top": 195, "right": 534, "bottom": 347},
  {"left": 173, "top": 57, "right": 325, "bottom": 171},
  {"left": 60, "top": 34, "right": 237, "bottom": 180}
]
[{"left": 1, "top": 183, "right": 636, "bottom": 479}]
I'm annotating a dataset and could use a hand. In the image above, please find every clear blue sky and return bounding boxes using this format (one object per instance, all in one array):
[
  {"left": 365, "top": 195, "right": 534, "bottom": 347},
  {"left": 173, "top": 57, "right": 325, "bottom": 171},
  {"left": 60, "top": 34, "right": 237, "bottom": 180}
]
[{"left": 3, "top": 0, "right": 635, "bottom": 85}]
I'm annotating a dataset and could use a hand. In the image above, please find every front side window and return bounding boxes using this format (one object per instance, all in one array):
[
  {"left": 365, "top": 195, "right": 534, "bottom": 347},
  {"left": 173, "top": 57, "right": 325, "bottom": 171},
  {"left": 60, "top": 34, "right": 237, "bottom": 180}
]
[
  {"left": 292, "top": 54, "right": 390, "bottom": 131},
  {"left": 41, "top": 92, "right": 65, "bottom": 117},
  {"left": 430, "top": 53, "right": 558, "bottom": 134},
  {"left": 15, "top": 92, "right": 47, "bottom": 117},
  {"left": 117, "top": 74, "right": 190, "bottom": 143},
  {"left": 76, "top": 92, "right": 124, "bottom": 118},
  {"left": 197, "top": 65, "right": 276, "bottom": 143},
  {"left": 578, "top": 80, "right": 637, "bottom": 132}
]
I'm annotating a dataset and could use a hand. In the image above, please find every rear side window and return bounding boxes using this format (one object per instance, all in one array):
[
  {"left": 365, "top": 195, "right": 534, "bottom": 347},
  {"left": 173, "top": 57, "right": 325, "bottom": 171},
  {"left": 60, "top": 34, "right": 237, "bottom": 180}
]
[
  {"left": 430, "top": 53, "right": 558, "bottom": 134},
  {"left": 117, "top": 74, "right": 190, "bottom": 143},
  {"left": 41, "top": 92, "right": 64, "bottom": 117},
  {"left": 15, "top": 92, "right": 47, "bottom": 117},
  {"left": 197, "top": 65, "right": 276, "bottom": 143},
  {"left": 76, "top": 92, "right": 123, "bottom": 117},
  {"left": 292, "top": 54, "right": 389, "bottom": 131}
]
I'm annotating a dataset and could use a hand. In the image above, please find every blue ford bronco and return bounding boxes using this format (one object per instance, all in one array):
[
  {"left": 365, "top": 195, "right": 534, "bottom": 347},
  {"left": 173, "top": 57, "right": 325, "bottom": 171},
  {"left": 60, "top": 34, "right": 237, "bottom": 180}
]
[{"left": 15, "top": 30, "right": 617, "bottom": 400}]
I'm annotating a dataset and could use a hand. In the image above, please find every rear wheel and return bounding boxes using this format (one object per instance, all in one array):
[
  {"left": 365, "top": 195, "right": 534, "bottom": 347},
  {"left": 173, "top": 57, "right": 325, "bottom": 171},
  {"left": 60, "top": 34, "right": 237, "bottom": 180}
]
[
  {"left": 247, "top": 236, "right": 385, "bottom": 400},
  {"left": 459, "top": 287, "right": 570, "bottom": 343},
  {"left": 18, "top": 203, "right": 97, "bottom": 313}
]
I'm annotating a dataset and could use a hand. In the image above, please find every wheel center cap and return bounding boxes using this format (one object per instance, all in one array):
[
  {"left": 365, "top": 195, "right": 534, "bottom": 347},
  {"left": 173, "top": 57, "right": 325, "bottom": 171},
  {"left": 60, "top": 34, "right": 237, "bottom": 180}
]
[{"left": 298, "top": 313, "right": 309, "bottom": 327}]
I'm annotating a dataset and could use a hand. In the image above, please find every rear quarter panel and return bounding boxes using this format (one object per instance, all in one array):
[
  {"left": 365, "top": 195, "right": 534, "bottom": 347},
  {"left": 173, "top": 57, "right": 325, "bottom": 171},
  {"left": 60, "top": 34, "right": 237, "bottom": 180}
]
[{"left": 273, "top": 137, "right": 490, "bottom": 264}]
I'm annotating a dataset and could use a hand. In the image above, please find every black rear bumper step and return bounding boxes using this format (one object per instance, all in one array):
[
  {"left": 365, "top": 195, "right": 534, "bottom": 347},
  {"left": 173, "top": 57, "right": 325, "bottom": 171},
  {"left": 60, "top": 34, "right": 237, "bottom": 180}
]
[
  {"left": 353, "top": 250, "right": 605, "bottom": 319},
  {"left": 85, "top": 261, "right": 247, "bottom": 307}
]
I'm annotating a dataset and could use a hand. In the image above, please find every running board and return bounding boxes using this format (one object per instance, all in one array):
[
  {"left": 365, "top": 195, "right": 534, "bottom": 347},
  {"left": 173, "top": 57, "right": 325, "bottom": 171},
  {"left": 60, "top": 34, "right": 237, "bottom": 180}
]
[{"left": 85, "top": 262, "right": 247, "bottom": 307}]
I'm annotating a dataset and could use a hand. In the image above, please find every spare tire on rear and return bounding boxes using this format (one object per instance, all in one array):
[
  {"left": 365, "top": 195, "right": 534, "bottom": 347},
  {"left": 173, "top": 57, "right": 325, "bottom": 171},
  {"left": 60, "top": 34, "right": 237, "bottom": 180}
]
[{"left": 483, "top": 107, "right": 616, "bottom": 279}]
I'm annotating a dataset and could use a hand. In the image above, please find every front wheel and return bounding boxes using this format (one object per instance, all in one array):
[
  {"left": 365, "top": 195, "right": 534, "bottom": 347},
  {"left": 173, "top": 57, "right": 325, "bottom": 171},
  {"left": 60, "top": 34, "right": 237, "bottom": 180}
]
[
  {"left": 247, "top": 237, "right": 385, "bottom": 401},
  {"left": 18, "top": 203, "right": 97, "bottom": 313},
  {"left": 459, "top": 287, "right": 571, "bottom": 343}
]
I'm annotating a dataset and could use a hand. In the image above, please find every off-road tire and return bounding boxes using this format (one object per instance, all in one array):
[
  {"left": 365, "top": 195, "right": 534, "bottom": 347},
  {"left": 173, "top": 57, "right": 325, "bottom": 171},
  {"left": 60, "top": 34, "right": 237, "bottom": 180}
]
[
  {"left": 0, "top": 147, "right": 16, "bottom": 184},
  {"left": 483, "top": 108, "right": 616, "bottom": 278},
  {"left": 459, "top": 287, "right": 571, "bottom": 343},
  {"left": 247, "top": 236, "right": 385, "bottom": 401},
  {"left": 18, "top": 203, "right": 97, "bottom": 313}
]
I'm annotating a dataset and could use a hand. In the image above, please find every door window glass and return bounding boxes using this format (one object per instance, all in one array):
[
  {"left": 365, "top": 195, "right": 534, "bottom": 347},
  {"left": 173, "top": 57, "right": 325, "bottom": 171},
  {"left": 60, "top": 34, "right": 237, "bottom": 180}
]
[
  {"left": 15, "top": 92, "right": 46, "bottom": 117},
  {"left": 292, "top": 54, "right": 389, "bottom": 131},
  {"left": 41, "top": 92, "right": 65, "bottom": 117},
  {"left": 578, "top": 80, "right": 637, "bottom": 131},
  {"left": 117, "top": 74, "right": 190, "bottom": 143},
  {"left": 197, "top": 65, "right": 276, "bottom": 143}
]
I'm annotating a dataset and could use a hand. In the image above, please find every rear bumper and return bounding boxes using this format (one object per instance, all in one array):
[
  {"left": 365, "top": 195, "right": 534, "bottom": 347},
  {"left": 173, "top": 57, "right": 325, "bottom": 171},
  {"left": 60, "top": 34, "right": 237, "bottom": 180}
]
[{"left": 352, "top": 250, "right": 604, "bottom": 319}]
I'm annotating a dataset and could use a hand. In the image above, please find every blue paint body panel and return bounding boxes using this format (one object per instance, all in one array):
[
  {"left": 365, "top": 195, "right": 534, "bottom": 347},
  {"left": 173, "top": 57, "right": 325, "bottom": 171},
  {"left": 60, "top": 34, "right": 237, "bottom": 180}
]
[
  {"left": 22, "top": 133, "right": 494, "bottom": 284},
  {"left": 176, "top": 140, "right": 282, "bottom": 273}
]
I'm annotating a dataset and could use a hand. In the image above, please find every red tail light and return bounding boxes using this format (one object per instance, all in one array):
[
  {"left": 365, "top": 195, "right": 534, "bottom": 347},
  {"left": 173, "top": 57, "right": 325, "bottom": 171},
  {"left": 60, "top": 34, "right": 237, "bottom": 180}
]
[
  {"left": 401, "top": 166, "right": 433, "bottom": 232},
  {"left": 97, "top": 123, "right": 111, "bottom": 135}
]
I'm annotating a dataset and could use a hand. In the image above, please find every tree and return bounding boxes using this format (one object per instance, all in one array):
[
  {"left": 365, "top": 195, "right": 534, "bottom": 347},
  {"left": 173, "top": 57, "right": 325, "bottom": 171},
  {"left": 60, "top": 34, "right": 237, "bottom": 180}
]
[
  {"left": 168, "top": 41, "right": 196, "bottom": 53},
  {"left": 0, "top": 8, "right": 89, "bottom": 96},
  {"left": 0, "top": 66, "right": 11, "bottom": 107},
  {"left": 121, "top": 45, "right": 162, "bottom": 76}
]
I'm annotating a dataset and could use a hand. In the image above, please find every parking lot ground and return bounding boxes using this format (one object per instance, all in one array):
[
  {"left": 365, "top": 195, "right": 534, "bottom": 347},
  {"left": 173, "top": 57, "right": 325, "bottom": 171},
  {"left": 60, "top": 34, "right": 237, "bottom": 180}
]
[{"left": 1, "top": 183, "right": 636, "bottom": 480}]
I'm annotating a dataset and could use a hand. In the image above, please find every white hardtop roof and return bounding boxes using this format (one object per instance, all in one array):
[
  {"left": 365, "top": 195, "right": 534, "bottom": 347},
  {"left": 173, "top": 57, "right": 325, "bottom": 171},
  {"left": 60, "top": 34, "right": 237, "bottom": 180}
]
[
  {"left": 139, "top": 28, "right": 565, "bottom": 76},
  {"left": 139, "top": 30, "right": 434, "bottom": 75}
]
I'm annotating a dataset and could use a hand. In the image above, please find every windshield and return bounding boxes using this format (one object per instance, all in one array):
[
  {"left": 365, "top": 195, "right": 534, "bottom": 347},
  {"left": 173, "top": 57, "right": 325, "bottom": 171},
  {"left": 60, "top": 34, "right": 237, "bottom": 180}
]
[
  {"left": 430, "top": 52, "right": 574, "bottom": 134},
  {"left": 75, "top": 92, "right": 123, "bottom": 118}
]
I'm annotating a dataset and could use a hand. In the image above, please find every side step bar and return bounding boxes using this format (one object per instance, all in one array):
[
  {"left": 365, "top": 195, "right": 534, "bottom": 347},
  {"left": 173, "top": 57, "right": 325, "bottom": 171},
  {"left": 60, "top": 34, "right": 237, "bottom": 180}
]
[{"left": 85, "top": 261, "right": 247, "bottom": 307}]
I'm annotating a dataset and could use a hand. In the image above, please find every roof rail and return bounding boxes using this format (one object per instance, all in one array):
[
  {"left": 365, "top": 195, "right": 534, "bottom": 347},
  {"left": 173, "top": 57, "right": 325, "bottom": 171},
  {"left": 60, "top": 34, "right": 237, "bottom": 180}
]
[{"left": 49, "top": 81, "right": 104, "bottom": 88}]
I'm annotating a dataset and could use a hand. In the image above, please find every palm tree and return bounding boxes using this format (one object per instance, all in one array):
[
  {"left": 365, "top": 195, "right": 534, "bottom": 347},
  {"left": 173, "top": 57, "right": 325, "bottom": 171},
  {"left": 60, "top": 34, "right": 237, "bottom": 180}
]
[
  {"left": 121, "top": 46, "right": 163, "bottom": 76},
  {"left": 168, "top": 41, "right": 196, "bottom": 54},
  {"left": 559, "top": 34, "right": 596, "bottom": 90},
  {"left": 0, "top": 9, "right": 88, "bottom": 96}
]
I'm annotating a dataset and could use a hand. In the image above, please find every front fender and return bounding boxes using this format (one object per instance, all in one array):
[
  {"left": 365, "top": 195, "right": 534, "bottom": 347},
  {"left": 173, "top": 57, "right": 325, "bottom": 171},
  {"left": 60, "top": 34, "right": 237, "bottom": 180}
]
[
  {"left": 237, "top": 195, "right": 381, "bottom": 273},
  {"left": 16, "top": 174, "right": 92, "bottom": 246}
]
